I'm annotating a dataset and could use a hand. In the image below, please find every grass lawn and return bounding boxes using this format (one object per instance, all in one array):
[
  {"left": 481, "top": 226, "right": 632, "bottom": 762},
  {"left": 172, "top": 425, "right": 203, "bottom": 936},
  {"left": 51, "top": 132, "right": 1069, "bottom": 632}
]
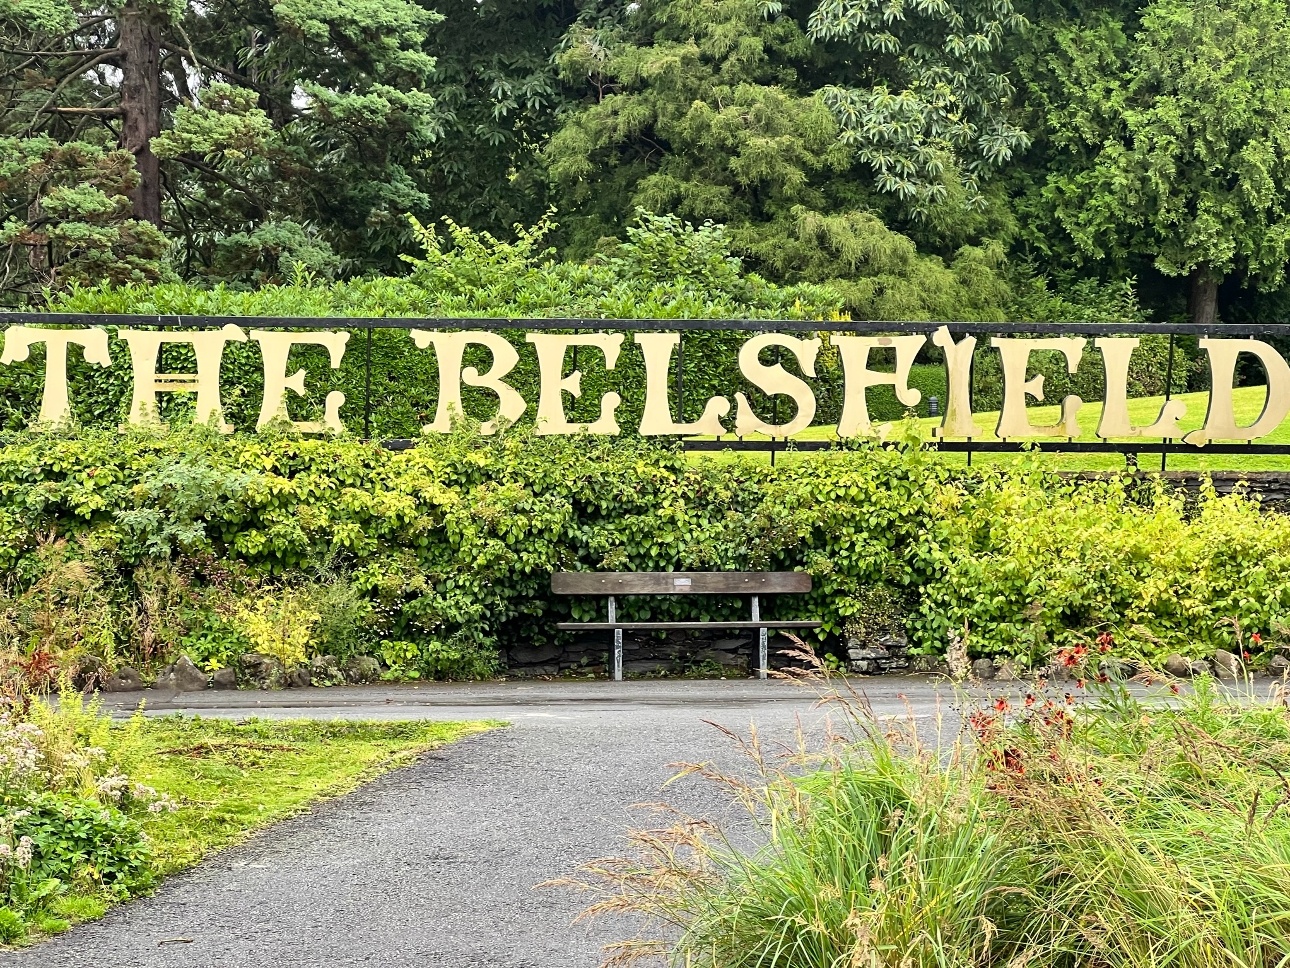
[
  {"left": 694, "top": 384, "right": 1290, "bottom": 472},
  {"left": 21, "top": 715, "right": 495, "bottom": 942}
]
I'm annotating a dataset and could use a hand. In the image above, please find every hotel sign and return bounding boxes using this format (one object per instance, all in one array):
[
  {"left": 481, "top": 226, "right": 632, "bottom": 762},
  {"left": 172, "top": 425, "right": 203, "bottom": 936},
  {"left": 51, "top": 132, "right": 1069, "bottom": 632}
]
[{"left": 0, "top": 318, "right": 1287, "bottom": 447}]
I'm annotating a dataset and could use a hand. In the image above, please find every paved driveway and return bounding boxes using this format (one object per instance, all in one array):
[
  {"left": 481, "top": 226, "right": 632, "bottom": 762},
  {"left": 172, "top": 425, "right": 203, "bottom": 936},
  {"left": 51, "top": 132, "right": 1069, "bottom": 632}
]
[{"left": 11, "top": 679, "right": 963, "bottom": 968}]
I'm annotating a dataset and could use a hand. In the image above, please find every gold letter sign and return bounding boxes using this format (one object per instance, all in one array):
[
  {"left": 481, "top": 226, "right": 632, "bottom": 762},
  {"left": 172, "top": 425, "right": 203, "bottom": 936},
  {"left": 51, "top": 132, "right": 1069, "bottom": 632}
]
[
  {"left": 2, "top": 322, "right": 1289, "bottom": 447},
  {"left": 0, "top": 327, "right": 111, "bottom": 425},
  {"left": 119, "top": 324, "right": 247, "bottom": 432},
  {"left": 412, "top": 331, "right": 526, "bottom": 434}
]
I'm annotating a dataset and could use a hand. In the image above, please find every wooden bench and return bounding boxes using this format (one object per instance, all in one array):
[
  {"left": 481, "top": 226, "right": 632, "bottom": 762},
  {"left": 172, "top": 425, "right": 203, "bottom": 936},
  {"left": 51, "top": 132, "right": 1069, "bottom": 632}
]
[{"left": 551, "top": 571, "right": 820, "bottom": 681}]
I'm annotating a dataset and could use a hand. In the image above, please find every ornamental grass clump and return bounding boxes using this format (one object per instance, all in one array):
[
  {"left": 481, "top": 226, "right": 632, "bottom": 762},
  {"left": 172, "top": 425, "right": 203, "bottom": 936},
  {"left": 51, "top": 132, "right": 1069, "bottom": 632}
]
[{"left": 569, "top": 671, "right": 1290, "bottom": 968}]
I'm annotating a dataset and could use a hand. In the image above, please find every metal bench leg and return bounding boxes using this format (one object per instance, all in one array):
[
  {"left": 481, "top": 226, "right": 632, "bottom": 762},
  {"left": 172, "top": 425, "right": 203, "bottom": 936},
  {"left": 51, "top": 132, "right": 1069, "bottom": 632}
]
[
  {"left": 608, "top": 595, "right": 622, "bottom": 681},
  {"left": 752, "top": 595, "right": 767, "bottom": 679}
]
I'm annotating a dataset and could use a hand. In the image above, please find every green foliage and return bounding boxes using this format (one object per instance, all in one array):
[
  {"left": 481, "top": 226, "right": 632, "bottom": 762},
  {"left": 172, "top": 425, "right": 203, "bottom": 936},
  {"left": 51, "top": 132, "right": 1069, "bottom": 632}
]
[
  {"left": 808, "top": 0, "right": 1030, "bottom": 216},
  {"left": 0, "top": 0, "right": 575, "bottom": 281},
  {"left": 0, "top": 138, "right": 171, "bottom": 300},
  {"left": 543, "top": 0, "right": 1019, "bottom": 302},
  {"left": 919, "top": 469, "right": 1290, "bottom": 663},
  {"left": 0, "top": 693, "right": 159, "bottom": 936},
  {"left": 1, "top": 425, "right": 1286, "bottom": 682},
  {"left": 3, "top": 0, "right": 1284, "bottom": 333},
  {"left": 579, "top": 678, "right": 1290, "bottom": 968},
  {"left": 546, "top": 0, "right": 840, "bottom": 247},
  {"left": 1021, "top": 0, "right": 1290, "bottom": 310},
  {"left": 745, "top": 209, "right": 1015, "bottom": 319},
  {"left": 13, "top": 793, "right": 151, "bottom": 889},
  {"left": 234, "top": 590, "right": 319, "bottom": 670},
  {"left": 864, "top": 363, "right": 945, "bottom": 422}
]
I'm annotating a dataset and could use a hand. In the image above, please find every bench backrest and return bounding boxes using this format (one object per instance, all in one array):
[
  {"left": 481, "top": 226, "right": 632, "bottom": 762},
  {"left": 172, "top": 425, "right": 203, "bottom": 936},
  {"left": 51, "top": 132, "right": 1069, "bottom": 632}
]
[{"left": 551, "top": 571, "right": 811, "bottom": 595}]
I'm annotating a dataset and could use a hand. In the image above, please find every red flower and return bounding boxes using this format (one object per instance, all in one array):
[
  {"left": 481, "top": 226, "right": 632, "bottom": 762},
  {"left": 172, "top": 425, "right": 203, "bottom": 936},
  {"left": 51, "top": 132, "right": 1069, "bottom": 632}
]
[
  {"left": 1024, "top": 694, "right": 1036, "bottom": 708},
  {"left": 1243, "top": 651, "right": 1251, "bottom": 662},
  {"left": 1169, "top": 683, "right": 1182, "bottom": 695},
  {"left": 1003, "top": 748, "right": 1025, "bottom": 774},
  {"left": 1251, "top": 632, "right": 1263, "bottom": 646},
  {"left": 994, "top": 697, "right": 1011, "bottom": 712},
  {"left": 1076, "top": 678, "right": 1087, "bottom": 689},
  {"left": 1096, "top": 631, "right": 1114, "bottom": 653}
]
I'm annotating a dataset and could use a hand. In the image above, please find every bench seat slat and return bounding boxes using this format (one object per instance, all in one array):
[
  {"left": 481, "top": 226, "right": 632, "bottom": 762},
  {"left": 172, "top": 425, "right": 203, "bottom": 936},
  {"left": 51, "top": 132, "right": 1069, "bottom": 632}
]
[
  {"left": 557, "top": 620, "right": 822, "bottom": 631},
  {"left": 551, "top": 571, "right": 811, "bottom": 595}
]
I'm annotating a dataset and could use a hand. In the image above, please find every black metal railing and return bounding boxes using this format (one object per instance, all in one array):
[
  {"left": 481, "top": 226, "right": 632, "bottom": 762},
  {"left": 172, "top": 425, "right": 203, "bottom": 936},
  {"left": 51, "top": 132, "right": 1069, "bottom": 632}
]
[{"left": 4, "top": 313, "right": 1290, "bottom": 468}]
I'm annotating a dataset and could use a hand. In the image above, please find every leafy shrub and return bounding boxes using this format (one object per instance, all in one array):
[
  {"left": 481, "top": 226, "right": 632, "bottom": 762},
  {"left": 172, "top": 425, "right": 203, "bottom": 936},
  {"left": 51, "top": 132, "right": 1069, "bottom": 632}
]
[
  {"left": 864, "top": 363, "right": 947, "bottom": 422},
  {"left": 8, "top": 212, "right": 841, "bottom": 437},
  {"left": 304, "top": 571, "right": 380, "bottom": 665},
  {"left": 1, "top": 425, "right": 1287, "bottom": 684},
  {"left": 918, "top": 468, "right": 1290, "bottom": 664},
  {"left": 0, "top": 693, "right": 164, "bottom": 939},
  {"left": 13, "top": 793, "right": 151, "bottom": 891},
  {"left": 0, "top": 538, "right": 123, "bottom": 682},
  {"left": 178, "top": 613, "right": 249, "bottom": 673},
  {"left": 234, "top": 588, "right": 320, "bottom": 669}
]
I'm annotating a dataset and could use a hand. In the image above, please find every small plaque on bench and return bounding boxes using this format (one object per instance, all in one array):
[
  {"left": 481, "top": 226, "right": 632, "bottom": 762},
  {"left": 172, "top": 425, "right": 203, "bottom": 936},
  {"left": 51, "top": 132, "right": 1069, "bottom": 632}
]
[{"left": 673, "top": 578, "right": 692, "bottom": 586}]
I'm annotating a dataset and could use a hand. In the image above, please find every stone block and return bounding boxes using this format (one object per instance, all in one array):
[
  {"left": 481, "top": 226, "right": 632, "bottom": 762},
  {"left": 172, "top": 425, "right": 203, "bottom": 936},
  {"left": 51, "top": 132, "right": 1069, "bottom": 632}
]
[
  {"left": 1212, "top": 649, "right": 1241, "bottom": 680},
  {"left": 344, "top": 656, "right": 381, "bottom": 684},
  {"left": 101, "top": 666, "right": 144, "bottom": 692},
  {"left": 509, "top": 642, "right": 563, "bottom": 665},
  {"left": 309, "top": 654, "right": 343, "bottom": 685},
  {"left": 156, "top": 655, "right": 208, "bottom": 692},
  {"left": 241, "top": 653, "right": 286, "bottom": 689},
  {"left": 287, "top": 666, "right": 312, "bottom": 688}
]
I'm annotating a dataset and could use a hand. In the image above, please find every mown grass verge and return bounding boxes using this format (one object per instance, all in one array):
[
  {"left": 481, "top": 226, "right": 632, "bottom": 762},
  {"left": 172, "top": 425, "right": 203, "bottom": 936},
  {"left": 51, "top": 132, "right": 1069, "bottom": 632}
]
[
  {"left": 701, "top": 383, "right": 1290, "bottom": 472},
  {"left": 2, "top": 702, "right": 494, "bottom": 946}
]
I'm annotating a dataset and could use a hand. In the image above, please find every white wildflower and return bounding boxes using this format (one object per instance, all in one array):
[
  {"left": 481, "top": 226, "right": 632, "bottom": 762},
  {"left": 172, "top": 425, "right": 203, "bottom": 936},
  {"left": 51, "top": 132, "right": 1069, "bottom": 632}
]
[{"left": 14, "top": 836, "right": 33, "bottom": 869}]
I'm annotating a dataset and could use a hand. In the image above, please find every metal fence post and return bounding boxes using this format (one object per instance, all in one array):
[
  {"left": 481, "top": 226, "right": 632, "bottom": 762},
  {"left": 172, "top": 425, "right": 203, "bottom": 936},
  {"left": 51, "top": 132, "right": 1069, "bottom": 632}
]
[
  {"left": 608, "top": 595, "right": 622, "bottom": 681},
  {"left": 363, "top": 325, "right": 373, "bottom": 440},
  {"left": 1161, "top": 333, "right": 1177, "bottom": 473},
  {"left": 752, "top": 594, "right": 767, "bottom": 679}
]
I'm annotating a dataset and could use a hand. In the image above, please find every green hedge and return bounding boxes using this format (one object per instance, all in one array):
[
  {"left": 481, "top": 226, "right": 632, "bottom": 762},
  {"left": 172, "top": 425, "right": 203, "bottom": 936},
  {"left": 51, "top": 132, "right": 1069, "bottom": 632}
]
[
  {"left": 1, "top": 426, "right": 1287, "bottom": 679},
  {"left": 0, "top": 215, "right": 1182, "bottom": 437},
  {"left": 0, "top": 214, "right": 845, "bottom": 437}
]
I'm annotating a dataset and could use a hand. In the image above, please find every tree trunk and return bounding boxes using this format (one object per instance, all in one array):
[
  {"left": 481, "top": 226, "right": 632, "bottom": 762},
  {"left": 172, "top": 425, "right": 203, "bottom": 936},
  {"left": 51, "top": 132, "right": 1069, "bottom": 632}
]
[
  {"left": 119, "top": 0, "right": 162, "bottom": 226},
  {"left": 1189, "top": 265, "right": 1220, "bottom": 326}
]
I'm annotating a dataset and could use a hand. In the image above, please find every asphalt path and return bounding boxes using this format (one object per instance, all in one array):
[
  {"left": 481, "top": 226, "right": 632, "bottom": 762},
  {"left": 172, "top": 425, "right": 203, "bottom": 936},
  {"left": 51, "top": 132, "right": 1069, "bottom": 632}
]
[{"left": 1, "top": 676, "right": 1152, "bottom": 968}]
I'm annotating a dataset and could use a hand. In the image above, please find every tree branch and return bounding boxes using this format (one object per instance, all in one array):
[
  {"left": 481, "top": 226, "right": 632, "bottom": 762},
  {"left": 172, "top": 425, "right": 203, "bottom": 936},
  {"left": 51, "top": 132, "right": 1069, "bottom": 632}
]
[
  {"left": 25, "top": 49, "right": 118, "bottom": 134},
  {"left": 173, "top": 153, "right": 270, "bottom": 213},
  {"left": 1, "top": 46, "right": 115, "bottom": 57},
  {"left": 43, "top": 105, "right": 124, "bottom": 115},
  {"left": 161, "top": 41, "right": 254, "bottom": 88}
]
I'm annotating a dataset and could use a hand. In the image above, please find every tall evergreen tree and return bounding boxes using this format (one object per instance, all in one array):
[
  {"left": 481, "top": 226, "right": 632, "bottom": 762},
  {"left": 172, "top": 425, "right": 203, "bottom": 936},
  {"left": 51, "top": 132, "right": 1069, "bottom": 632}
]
[
  {"left": 1016, "top": 0, "right": 1290, "bottom": 324},
  {"left": 543, "top": 0, "right": 1019, "bottom": 316},
  {"left": 1, "top": 0, "right": 576, "bottom": 292}
]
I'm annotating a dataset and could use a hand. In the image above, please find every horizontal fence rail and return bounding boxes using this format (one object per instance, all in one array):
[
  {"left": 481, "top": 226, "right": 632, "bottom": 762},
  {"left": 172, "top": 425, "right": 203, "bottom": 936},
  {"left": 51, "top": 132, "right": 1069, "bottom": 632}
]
[
  {"left": 7, "top": 312, "right": 1290, "bottom": 336},
  {"left": 3, "top": 313, "right": 1290, "bottom": 466}
]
